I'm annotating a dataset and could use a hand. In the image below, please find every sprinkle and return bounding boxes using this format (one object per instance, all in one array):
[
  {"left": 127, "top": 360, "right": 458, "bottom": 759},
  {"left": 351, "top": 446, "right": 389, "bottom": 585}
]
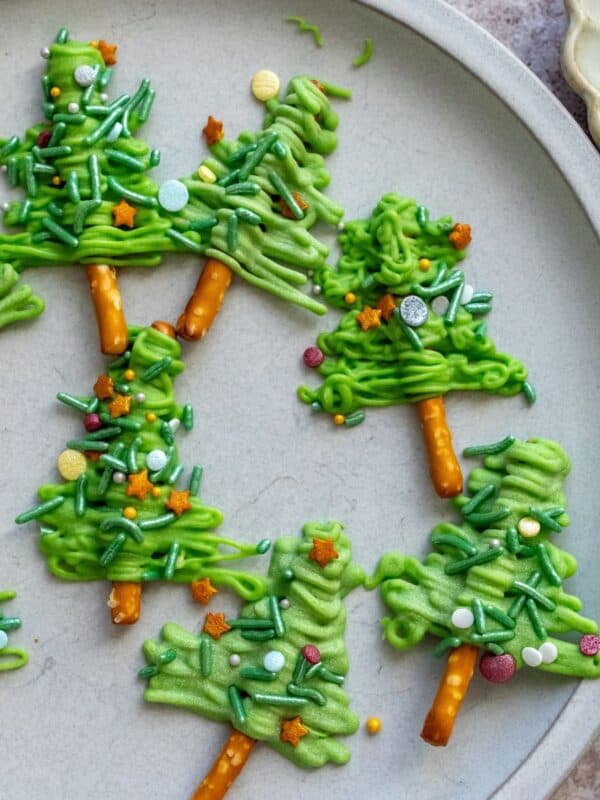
[
  {"left": 111, "top": 199, "right": 137, "bottom": 228},
  {"left": 353, "top": 37, "right": 374, "bottom": 68},
  {"left": 137, "top": 663, "right": 158, "bottom": 679},
  {"left": 366, "top": 717, "right": 381, "bottom": 734},
  {"left": 431, "top": 533, "right": 477, "bottom": 557},
  {"left": 227, "top": 618, "right": 274, "bottom": 630},
  {"left": 146, "top": 449, "right": 168, "bottom": 472},
  {"left": 280, "top": 192, "right": 308, "bottom": 218},
  {"left": 376, "top": 293, "right": 397, "bottom": 321},
  {"left": 137, "top": 89, "right": 155, "bottom": 122},
  {"left": 106, "top": 123, "right": 123, "bottom": 143},
  {"left": 199, "top": 636, "right": 213, "bottom": 677},
  {"left": 287, "top": 683, "right": 326, "bottom": 705},
  {"left": 484, "top": 605, "right": 516, "bottom": 629},
  {"left": 465, "top": 507, "right": 510, "bottom": 527},
  {"left": 15, "top": 495, "right": 65, "bottom": 524},
  {"left": 287, "top": 16, "right": 323, "bottom": 47},
  {"left": 444, "top": 284, "right": 463, "bottom": 326},
  {"left": 268, "top": 169, "right": 304, "bottom": 219},
  {"left": 521, "top": 646, "right": 543, "bottom": 668},
  {"left": 203, "top": 613, "right": 231, "bottom": 640},
  {"left": 57, "top": 448, "right": 88, "bottom": 480},
  {"left": 127, "top": 468, "right": 153, "bottom": 501},
  {"left": 112, "top": 472, "right": 126, "bottom": 485},
  {"left": 188, "top": 217, "right": 218, "bottom": 233},
  {"left": 182, "top": 404, "right": 194, "bottom": 431},
  {"left": 202, "top": 116, "right": 224, "bottom": 146},
  {"left": 470, "top": 630, "right": 515, "bottom": 644},
  {"left": 256, "top": 539, "right": 271, "bottom": 554},
  {"left": 539, "top": 641, "right": 558, "bottom": 664},
  {"left": 163, "top": 542, "right": 180, "bottom": 579},
  {"left": 463, "top": 436, "right": 515, "bottom": 457},
  {"left": 263, "top": 650, "right": 286, "bottom": 673},
  {"left": 160, "top": 421, "right": 175, "bottom": 446},
  {"left": 41, "top": 217, "right": 78, "bottom": 248},
  {"left": 229, "top": 654, "right": 241, "bottom": 667},
  {"left": 451, "top": 607, "right": 474, "bottom": 629},
  {"left": 472, "top": 598, "right": 486, "bottom": 634},
  {"left": 433, "top": 636, "right": 462, "bottom": 656},
  {"left": 460, "top": 483, "right": 496, "bottom": 516},
  {"left": 123, "top": 506, "right": 137, "bottom": 521},
  {"left": 444, "top": 546, "right": 504, "bottom": 575},
  {"left": 238, "top": 132, "right": 278, "bottom": 180},
  {"left": 107, "top": 394, "right": 131, "bottom": 419},
  {"left": 253, "top": 693, "right": 307, "bottom": 708},
  {"left": 166, "top": 489, "right": 192, "bottom": 517},
  {"left": 165, "top": 228, "right": 204, "bottom": 254},
  {"left": 227, "top": 213, "right": 239, "bottom": 251},
  {"left": 197, "top": 165, "right": 217, "bottom": 183},
  {"left": 511, "top": 579, "right": 556, "bottom": 611},
  {"left": 158, "top": 179, "right": 189, "bottom": 212},
  {"left": 268, "top": 595, "right": 285, "bottom": 637},
  {"left": 449, "top": 222, "right": 472, "bottom": 249},
  {"left": 146, "top": 413, "right": 157, "bottom": 423},
  {"left": 191, "top": 578, "right": 217, "bottom": 605},
  {"left": 525, "top": 597, "right": 547, "bottom": 639},
  {"left": 138, "top": 513, "right": 177, "bottom": 531},
  {"left": 57, "top": 392, "right": 93, "bottom": 413},
  {"left": 345, "top": 292, "right": 357, "bottom": 304},
  {"left": 99, "top": 453, "right": 128, "bottom": 472},
  {"left": 344, "top": 411, "right": 365, "bottom": 427},
  {"left": 279, "top": 598, "right": 290, "bottom": 609},
  {"left": 134, "top": 392, "right": 146, "bottom": 404},
  {"left": 309, "top": 537, "right": 339, "bottom": 567},
  {"left": 189, "top": 465, "right": 203, "bottom": 496},
  {"left": 579, "top": 635, "right": 600, "bottom": 656},
  {"left": 303, "top": 346, "right": 324, "bottom": 368},
  {"left": 479, "top": 652, "right": 516, "bottom": 683},
  {"left": 356, "top": 306, "right": 382, "bottom": 331},
  {"left": 463, "top": 302, "right": 491, "bottom": 315},
  {"left": 517, "top": 516, "right": 541, "bottom": 538},
  {"left": 74, "top": 474, "right": 87, "bottom": 517},
  {"left": 167, "top": 464, "right": 184, "bottom": 485},
  {"left": 251, "top": 69, "right": 281, "bottom": 101},
  {"left": 522, "top": 381, "right": 537, "bottom": 404},
  {"left": 527, "top": 506, "right": 564, "bottom": 533},
  {"left": 535, "top": 543, "right": 562, "bottom": 586},
  {"left": 99, "top": 413, "right": 141, "bottom": 431},
  {"left": 107, "top": 176, "right": 157, "bottom": 208},
  {"left": 302, "top": 644, "right": 321, "bottom": 665},
  {"left": 240, "top": 629, "right": 276, "bottom": 641},
  {"left": 142, "top": 357, "right": 172, "bottom": 382}
]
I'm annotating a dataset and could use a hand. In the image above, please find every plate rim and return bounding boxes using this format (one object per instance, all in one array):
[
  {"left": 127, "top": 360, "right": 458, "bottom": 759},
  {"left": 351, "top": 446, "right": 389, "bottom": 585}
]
[{"left": 356, "top": 0, "right": 600, "bottom": 796}]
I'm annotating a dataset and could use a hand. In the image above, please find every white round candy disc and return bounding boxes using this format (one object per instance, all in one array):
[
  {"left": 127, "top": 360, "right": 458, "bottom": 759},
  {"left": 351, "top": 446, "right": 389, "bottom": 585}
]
[
  {"left": 158, "top": 180, "right": 189, "bottom": 212},
  {"left": 400, "top": 295, "right": 428, "bottom": 327},
  {"left": 451, "top": 607, "right": 474, "bottom": 629},
  {"left": 74, "top": 64, "right": 97, "bottom": 87},
  {"left": 521, "top": 646, "right": 543, "bottom": 667},
  {"left": 431, "top": 295, "right": 450, "bottom": 315},
  {"left": 263, "top": 650, "right": 285, "bottom": 673},
  {"left": 539, "top": 641, "right": 558, "bottom": 664},
  {"left": 251, "top": 69, "right": 281, "bottom": 102},
  {"left": 0, "top": 630, "right": 8, "bottom": 650},
  {"left": 146, "top": 449, "right": 168, "bottom": 471}
]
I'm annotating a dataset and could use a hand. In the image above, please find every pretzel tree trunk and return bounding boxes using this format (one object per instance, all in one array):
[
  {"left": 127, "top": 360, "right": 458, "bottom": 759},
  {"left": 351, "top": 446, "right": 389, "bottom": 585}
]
[
  {"left": 191, "top": 730, "right": 256, "bottom": 800},
  {"left": 416, "top": 396, "right": 463, "bottom": 499},
  {"left": 87, "top": 265, "right": 128, "bottom": 355},
  {"left": 176, "top": 258, "right": 233, "bottom": 341},
  {"left": 421, "top": 643, "right": 478, "bottom": 746}
]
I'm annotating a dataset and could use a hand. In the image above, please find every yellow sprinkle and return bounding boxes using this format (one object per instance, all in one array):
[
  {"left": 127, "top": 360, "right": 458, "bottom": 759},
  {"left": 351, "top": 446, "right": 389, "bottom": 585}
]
[
  {"left": 89, "top": 40, "right": 98, "bottom": 48},
  {"left": 50, "top": 86, "right": 61, "bottom": 98},
  {"left": 124, "top": 369, "right": 136, "bottom": 381},
  {"left": 345, "top": 292, "right": 357, "bottom": 304},
  {"left": 123, "top": 506, "right": 137, "bottom": 520},
  {"left": 419, "top": 258, "right": 431, "bottom": 271},
  {"left": 51, "top": 176, "right": 61, "bottom": 186},
  {"left": 517, "top": 516, "right": 541, "bottom": 538},
  {"left": 366, "top": 717, "right": 381, "bottom": 735},
  {"left": 151, "top": 487, "right": 162, "bottom": 498},
  {"left": 57, "top": 449, "right": 87, "bottom": 481},
  {"left": 197, "top": 165, "right": 217, "bottom": 183},
  {"left": 251, "top": 69, "right": 281, "bottom": 102},
  {"left": 333, "top": 414, "right": 345, "bottom": 426},
  {"left": 146, "top": 412, "right": 157, "bottom": 423}
]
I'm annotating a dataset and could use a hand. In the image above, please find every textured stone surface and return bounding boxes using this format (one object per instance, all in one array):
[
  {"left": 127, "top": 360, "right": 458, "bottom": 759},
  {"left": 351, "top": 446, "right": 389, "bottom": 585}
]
[{"left": 444, "top": 4, "right": 599, "bottom": 796}]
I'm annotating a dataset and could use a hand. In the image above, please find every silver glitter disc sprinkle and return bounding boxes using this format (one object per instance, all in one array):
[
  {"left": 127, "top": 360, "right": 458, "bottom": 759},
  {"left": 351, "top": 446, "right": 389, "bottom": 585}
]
[{"left": 400, "top": 294, "right": 428, "bottom": 327}]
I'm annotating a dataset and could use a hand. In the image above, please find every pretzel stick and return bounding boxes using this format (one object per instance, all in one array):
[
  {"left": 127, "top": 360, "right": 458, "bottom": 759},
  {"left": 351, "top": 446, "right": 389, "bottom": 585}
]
[
  {"left": 87, "top": 264, "right": 128, "bottom": 355},
  {"left": 191, "top": 730, "right": 256, "bottom": 800},
  {"left": 176, "top": 258, "right": 233, "bottom": 341},
  {"left": 416, "top": 397, "right": 463, "bottom": 498},
  {"left": 421, "top": 643, "right": 478, "bottom": 746},
  {"left": 108, "top": 581, "right": 141, "bottom": 625}
]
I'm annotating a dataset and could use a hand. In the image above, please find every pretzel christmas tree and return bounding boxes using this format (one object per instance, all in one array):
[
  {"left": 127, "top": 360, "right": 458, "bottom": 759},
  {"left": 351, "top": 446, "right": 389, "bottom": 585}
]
[
  {"left": 371, "top": 437, "right": 600, "bottom": 746},
  {"left": 15, "top": 324, "right": 270, "bottom": 624},
  {"left": 0, "top": 27, "right": 346, "bottom": 351},
  {"left": 299, "top": 194, "right": 530, "bottom": 498},
  {"left": 140, "top": 521, "right": 363, "bottom": 799}
]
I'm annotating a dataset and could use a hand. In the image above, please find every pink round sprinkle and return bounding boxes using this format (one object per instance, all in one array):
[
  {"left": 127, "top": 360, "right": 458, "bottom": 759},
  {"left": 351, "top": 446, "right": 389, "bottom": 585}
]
[
  {"left": 83, "top": 413, "right": 102, "bottom": 433},
  {"left": 579, "top": 635, "right": 600, "bottom": 656},
  {"left": 36, "top": 130, "right": 52, "bottom": 148},
  {"left": 479, "top": 652, "right": 516, "bottom": 684},
  {"left": 303, "top": 347, "right": 324, "bottom": 368},
  {"left": 302, "top": 644, "right": 321, "bottom": 664}
]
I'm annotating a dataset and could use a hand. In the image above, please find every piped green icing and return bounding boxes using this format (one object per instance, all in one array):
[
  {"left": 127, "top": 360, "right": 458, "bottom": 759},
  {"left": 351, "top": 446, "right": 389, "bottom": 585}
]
[
  {"left": 0, "top": 591, "right": 28, "bottom": 672},
  {"left": 141, "top": 522, "right": 364, "bottom": 768},
  {"left": 372, "top": 438, "right": 600, "bottom": 678},
  {"left": 0, "top": 31, "right": 347, "bottom": 330},
  {"left": 16, "top": 326, "right": 267, "bottom": 599},
  {"left": 298, "top": 194, "right": 528, "bottom": 414}
]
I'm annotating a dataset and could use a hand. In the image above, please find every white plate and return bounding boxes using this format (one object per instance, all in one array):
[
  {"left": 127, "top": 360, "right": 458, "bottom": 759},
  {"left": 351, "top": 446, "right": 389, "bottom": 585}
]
[{"left": 2, "top": 1, "right": 600, "bottom": 798}]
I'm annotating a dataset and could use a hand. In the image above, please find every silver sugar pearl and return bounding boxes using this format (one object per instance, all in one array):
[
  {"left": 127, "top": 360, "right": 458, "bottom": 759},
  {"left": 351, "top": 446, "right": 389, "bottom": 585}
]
[
  {"left": 40, "top": 46, "right": 51, "bottom": 59},
  {"left": 229, "top": 654, "right": 241, "bottom": 667},
  {"left": 312, "top": 284, "right": 322, "bottom": 295},
  {"left": 400, "top": 294, "right": 428, "bottom": 327},
  {"left": 1, "top": 202, "right": 9, "bottom": 212},
  {"left": 337, "top": 221, "right": 345, "bottom": 231},
  {"left": 488, "top": 538, "right": 502, "bottom": 549},
  {"left": 112, "top": 471, "right": 126, "bottom": 484},
  {"left": 279, "top": 598, "right": 290, "bottom": 609},
  {"left": 99, "top": 92, "right": 109, "bottom": 103},
  {"left": 134, "top": 392, "right": 146, "bottom": 403}
]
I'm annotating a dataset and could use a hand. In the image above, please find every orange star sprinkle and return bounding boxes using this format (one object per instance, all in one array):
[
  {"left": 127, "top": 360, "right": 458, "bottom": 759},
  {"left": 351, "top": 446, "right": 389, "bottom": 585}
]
[
  {"left": 166, "top": 489, "right": 192, "bottom": 517},
  {"left": 203, "top": 115, "right": 224, "bottom": 146},
  {"left": 280, "top": 716, "right": 309, "bottom": 747},
  {"left": 202, "top": 612, "right": 231, "bottom": 640},
  {"left": 356, "top": 306, "right": 382, "bottom": 332},
  {"left": 93, "top": 374, "right": 114, "bottom": 400},
  {"left": 108, "top": 393, "right": 131, "bottom": 418},
  {"left": 280, "top": 192, "right": 308, "bottom": 219},
  {"left": 376, "top": 294, "right": 397, "bottom": 322},
  {"left": 112, "top": 199, "right": 137, "bottom": 228},
  {"left": 309, "top": 537, "right": 339, "bottom": 568},
  {"left": 449, "top": 222, "right": 472, "bottom": 250},
  {"left": 96, "top": 39, "right": 118, "bottom": 65},
  {"left": 191, "top": 577, "right": 218, "bottom": 605},
  {"left": 126, "top": 470, "right": 154, "bottom": 501}
]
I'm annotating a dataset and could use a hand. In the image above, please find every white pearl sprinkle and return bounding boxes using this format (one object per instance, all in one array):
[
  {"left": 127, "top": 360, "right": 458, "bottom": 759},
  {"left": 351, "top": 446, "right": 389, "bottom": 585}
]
[
  {"left": 488, "top": 538, "right": 502, "bottom": 549},
  {"left": 112, "top": 471, "right": 126, "bottom": 484},
  {"left": 312, "top": 284, "right": 322, "bottom": 295},
  {"left": 229, "top": 654, "right": 241, "bottom": 667},
  {"left": 518, "top": 516, "right": 541, "bottom": 538},
  {"left": 461, "top": 284, "right": 474, "bottom": 305},
  {"left": 522, "top": 646, "right": 543, "bottom": 667},
  {"left": 146, "top": 449, "right": 168, "bottom": 472},
  {"left": 99, "top": 92, "right": 109, "bottom": 103},
  {"left": 263, "top": 650, "right": 285, "bottom": 673},
  {"left": 40, "top": 47, "right": 51, "bottom": 59},
  {"left": 451, "top": 607, "right": 474, "bottom": 629},
  {"left": 431, "top": 295, "right": 450, "bottom": 316},
  {"left": 337, "top": 221, "right": 345, "bottom": 231},
  {"left": 68, "top": 102, "right": 80, "bottom": 114},
  {"left": 0, "top": 630, "right": 8, "bottom": 649},
  {"left": 279, "top": 598, "right": 290, "bottom": 609},
  {"left": 168, "top": 418, "right": 181, "bottom": 433},
  {"left": 539, "top": 641, "right": 558, "bottom": 664},
  {"left": 1, "top": 202, "right": 10, "bottom": 213},
  {"left": 134, "top": 392, "right": 146, "bottom": 404}
]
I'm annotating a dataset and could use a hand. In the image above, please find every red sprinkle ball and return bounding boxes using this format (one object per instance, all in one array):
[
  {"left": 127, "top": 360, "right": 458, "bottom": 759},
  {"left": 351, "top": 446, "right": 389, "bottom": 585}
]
[
  {"left": 303, "top": 346, "right": 324, "bottom": 368},
  {"left": 36, "top": 130, "right": 52, "bottom": 148},
  {"left": 479, "top": 652, "right": 516, "bottom": 683},
  {"left": 83, "top": 412, "right": 102, "bottom": 432},
  {"left": 302, "top": 644, "right": 321, "bottom": 664},
  {"left": 579, "top": 634, "right": 600, "bottom": 656}
]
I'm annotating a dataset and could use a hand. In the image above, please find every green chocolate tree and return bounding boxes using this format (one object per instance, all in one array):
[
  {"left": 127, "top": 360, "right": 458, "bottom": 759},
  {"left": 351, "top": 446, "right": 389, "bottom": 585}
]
[
  {"left": 0, "top": 27, "right": 346, "bottom": 351},
  {"left": 15, "top": 325, "right": 270, "bottom": 624},
  {"left": 372, "top": 436, "right": 600, "bottom": 746},
  {"left": 141, "top": 521, "right": 363, "bottom": 799},
  {"left": 0, "top": 591, "right": 28, "bottom": 672},
  {"left": 298, "top": 194, "right": 530, "bottom": 498}
]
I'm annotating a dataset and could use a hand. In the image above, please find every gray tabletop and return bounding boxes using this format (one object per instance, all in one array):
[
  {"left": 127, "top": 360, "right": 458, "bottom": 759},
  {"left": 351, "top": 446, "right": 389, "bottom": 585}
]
[{"left": 443, "top": 3, "right": 600, "bottom": 797}]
